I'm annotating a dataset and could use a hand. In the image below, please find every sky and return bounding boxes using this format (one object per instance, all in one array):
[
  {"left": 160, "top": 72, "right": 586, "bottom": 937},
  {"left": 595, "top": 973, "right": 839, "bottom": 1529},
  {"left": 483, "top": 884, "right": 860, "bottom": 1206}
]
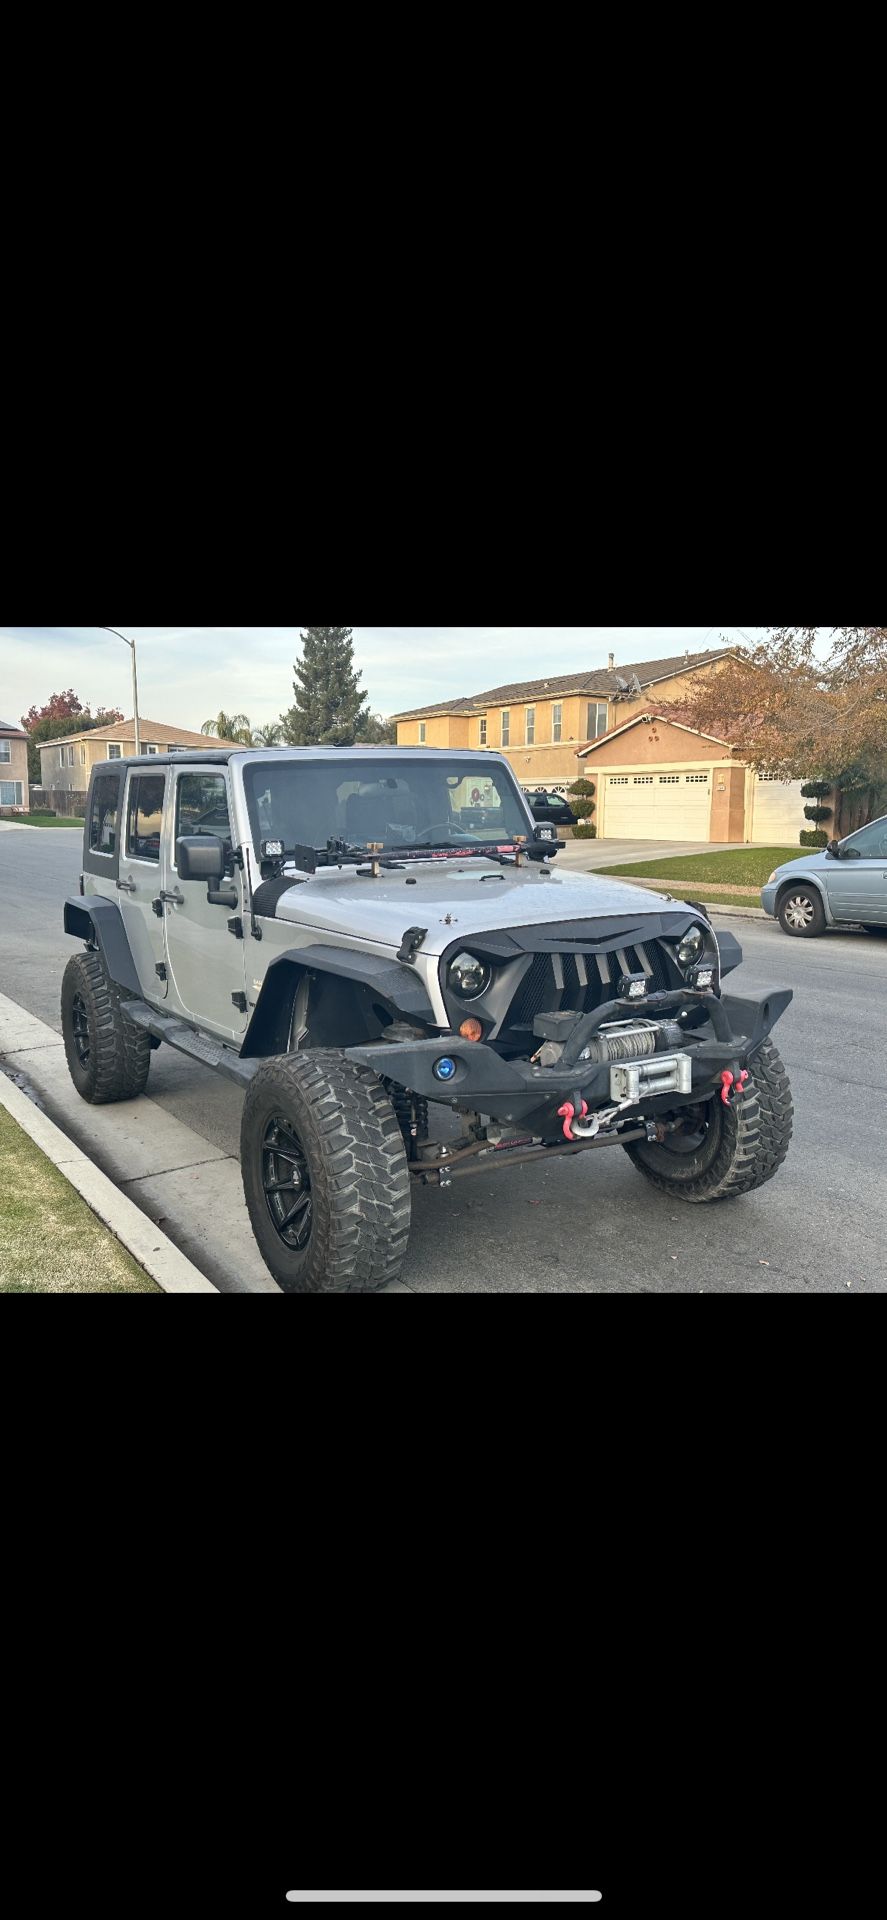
[{"left": 0, "top": 626, "right": 769, "bottom": 734}]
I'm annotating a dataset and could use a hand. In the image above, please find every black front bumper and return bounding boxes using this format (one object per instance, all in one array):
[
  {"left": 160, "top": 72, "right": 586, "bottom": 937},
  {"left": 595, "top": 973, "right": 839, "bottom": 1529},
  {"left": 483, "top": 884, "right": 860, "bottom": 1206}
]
[{"left": 344, "top": 987, "right": 792, "bottom": 1132}]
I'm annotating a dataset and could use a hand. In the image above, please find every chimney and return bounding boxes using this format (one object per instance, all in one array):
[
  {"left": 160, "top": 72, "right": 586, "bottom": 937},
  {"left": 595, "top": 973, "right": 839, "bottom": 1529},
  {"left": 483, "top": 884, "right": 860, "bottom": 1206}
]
[
  {"left": 608, "top": 652, "right": 615, "bottom": 671},
  {"left": 684, "top": 648, "right": 690, "bottom": 665}
]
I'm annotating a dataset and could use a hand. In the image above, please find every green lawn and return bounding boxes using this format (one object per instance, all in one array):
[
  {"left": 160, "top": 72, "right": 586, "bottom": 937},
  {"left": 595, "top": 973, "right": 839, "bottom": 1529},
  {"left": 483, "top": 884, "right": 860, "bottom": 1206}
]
[
  {"left": 597, "top": 847, "right": 801, "bottom": 887},
  {"left": 0, "top": 812, "right": 83, "bottom": 828},
  {"left": 0, "top": 1106, "right": 160, "bottom": 1292}
]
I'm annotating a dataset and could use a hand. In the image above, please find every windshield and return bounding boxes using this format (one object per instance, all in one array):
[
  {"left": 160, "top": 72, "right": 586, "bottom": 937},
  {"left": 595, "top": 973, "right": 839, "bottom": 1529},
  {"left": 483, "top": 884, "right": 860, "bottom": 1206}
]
[{"left": 243, "top": 758, "right": 531, "bottom": 855}]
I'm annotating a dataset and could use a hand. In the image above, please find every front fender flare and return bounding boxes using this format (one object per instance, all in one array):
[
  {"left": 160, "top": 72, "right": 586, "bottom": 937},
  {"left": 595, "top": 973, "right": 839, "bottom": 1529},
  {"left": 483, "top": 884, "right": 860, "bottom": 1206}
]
[{"left": 240, "top": 945, "right": 437, "bottom": 1059}]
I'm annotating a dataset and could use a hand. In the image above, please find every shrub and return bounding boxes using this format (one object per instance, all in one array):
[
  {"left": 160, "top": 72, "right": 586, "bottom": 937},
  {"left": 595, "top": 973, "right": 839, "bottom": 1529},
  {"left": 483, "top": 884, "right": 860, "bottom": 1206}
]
[
  {"left": 800, "top": 828, "right": 829, "bottom": 847},
  {"left": 570, "top": 778, "right": 596, "bottom": 797},
  {"left": 572, "top": 822, "right": 597, "bottom": 839},
  {"left": 800, "top": 780, "right": 832, "bottom": 799},
  {"left": 572, "top": 796, "right": 596, "bottom": 821},
  {"left": 803, "top": 804, "right": 833, "bottom": 823}
]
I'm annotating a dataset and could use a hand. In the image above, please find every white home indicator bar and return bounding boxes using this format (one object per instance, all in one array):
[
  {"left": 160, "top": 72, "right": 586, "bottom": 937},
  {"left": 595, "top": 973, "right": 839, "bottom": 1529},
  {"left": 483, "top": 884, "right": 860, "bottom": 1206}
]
[{"left": 285, "top": 1898, "right": 602, "bottom": 1906}]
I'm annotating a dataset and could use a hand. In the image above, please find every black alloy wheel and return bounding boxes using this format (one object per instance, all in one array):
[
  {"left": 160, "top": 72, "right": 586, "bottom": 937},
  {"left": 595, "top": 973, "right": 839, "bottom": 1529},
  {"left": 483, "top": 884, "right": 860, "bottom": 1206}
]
[
  {"left": 71, "top": 992, "right": 91, "bottom": 1069},
  {"left": 261, "top": 1115, "right": 313, "bottom": 1251}
]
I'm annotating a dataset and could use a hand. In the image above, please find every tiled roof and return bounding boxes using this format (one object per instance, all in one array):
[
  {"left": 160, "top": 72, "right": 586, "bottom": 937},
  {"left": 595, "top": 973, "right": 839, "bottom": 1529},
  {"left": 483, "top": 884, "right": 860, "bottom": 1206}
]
[
  {"left": 36, "top": 717, "right": 228, "bottom": 749},
  {"left": 0, "top": 719, "right": 28, "bottom": 736},
  {"left": 391, "top": 648, "right": 732, "bottom": 720}
]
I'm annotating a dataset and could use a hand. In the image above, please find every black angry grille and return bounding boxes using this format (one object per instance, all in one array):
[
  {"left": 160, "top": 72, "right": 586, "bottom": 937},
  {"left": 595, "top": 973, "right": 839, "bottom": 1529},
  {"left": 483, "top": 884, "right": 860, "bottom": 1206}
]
[{"left": 506, "top": 939, "right": 671, "bottom": 1036}]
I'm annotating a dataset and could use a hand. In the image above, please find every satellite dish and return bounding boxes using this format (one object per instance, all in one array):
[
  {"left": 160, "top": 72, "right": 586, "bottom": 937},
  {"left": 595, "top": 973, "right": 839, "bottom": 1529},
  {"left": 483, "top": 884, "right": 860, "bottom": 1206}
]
[
  {"left": 615, "top": 675, "right": 630, "bottom": 691},
  {"left": 630, "top": 674, "right": 643, "bottom": 694}
]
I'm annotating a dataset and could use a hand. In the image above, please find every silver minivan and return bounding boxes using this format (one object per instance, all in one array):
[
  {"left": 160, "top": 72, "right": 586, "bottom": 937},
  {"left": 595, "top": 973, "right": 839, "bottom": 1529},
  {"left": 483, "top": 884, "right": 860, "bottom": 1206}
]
[{"left": 761, "top": 814, "right": 887, "bottom": 935}]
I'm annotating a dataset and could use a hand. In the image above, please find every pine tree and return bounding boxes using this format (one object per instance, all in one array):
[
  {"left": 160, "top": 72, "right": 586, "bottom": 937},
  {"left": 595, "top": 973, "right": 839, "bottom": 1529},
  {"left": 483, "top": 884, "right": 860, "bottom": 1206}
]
[{"left": 280, "top": 628, "right": 370, "bottom": 746}]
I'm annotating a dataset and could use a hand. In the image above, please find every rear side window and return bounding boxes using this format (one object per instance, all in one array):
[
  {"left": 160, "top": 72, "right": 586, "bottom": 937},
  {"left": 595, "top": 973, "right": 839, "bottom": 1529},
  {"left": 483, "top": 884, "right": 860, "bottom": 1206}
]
[
  {"left": 89, "top": 775, "right": 121, "bottom": 856},
  {"left": 126, "top": 774, "right": 166, "bottom": 863}
]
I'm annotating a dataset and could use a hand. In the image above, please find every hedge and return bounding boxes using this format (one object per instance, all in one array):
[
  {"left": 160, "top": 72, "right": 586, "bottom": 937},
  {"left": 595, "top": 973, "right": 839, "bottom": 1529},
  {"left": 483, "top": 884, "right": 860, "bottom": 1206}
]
[
  {"left": 572, "top": 822, "right": 597, "bottom": 839},
  {"left": 803, "top": 804, "right": 833, "bottom": 823},
  {"left": 800, "top": 828, "right": 829, "bottom": 847}
]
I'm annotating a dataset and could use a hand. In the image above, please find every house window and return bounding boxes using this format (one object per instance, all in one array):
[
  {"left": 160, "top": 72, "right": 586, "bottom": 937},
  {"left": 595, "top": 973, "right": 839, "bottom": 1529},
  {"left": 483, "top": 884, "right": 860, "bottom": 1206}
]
[
  {"left": 552, "top": 703, "right": 562, "bottom": 744},
  {"left": 479, "top": 718, "right": 487, "bottom": 746},
  {"left": 0, "top": 780, "right": 23, "bottom": 806},
  {"left": 0, "top": 740, "right": 11, "bottom": 762},
  {"left": 611, "top": 776, "right": 629, "bottom": 785},
  {"left": 146, "top": 744, "right": 159, "bottom": 755},
  {"left": 525, "top": 706, "right": 536, "bottom": 745},
  {"left": 586, "top": 702, "right": 608, "bottom": 739},
  {"left": 659, "top": 774, "right": 680, "bottom": 784},
  {"left": 418, "top": 721, "right": 426, "bottom": 744},
  {"left": 80, "top": 745, "right": 87, "bottom": 765},
  {"left": 66, "top": 745, "right": 76, "bottom": 766},
  {"left": 501, "top": 710, "right": 511, "bottom": 747},
  {"left": 108, "top": 743, "right": 122, "bottom": 759},
  {"left": 686, "top": 772, "right": 707, "bottom": 783},
  {"left": 633, "top": 775, "right": 654, "bottom": 785}
]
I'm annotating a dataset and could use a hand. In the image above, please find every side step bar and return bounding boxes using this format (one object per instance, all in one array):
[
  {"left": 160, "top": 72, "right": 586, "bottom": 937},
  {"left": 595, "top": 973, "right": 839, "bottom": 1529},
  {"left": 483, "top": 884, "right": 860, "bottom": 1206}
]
[{"left": 121, "top": 1000, "right": 260, "bottom": 1087}]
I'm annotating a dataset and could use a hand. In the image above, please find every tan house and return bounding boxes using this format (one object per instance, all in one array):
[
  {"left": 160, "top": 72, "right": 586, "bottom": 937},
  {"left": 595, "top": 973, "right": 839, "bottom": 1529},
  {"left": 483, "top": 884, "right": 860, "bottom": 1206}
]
[
  {"left": 37, "top": 717, "right": 229, "bottom": 799},
  {"left": 577, "top": 712, "right": 815, "bottom": 845},
  {"left": 0, "top": 719, "right": 29, "bottom": 811},
  {"left": 393, "top": 647, "right": 736, "bottom": 788}
]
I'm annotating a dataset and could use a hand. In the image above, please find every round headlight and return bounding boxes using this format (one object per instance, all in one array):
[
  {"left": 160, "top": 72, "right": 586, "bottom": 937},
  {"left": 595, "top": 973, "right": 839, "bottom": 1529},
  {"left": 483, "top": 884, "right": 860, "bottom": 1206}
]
[
  {"left": 676, "top": 925, "right": 706, "bottom": 966},
  {"left": 767, "top": 871, "right": 778, "bottom": 885},
  {"left": 447, "top": 951, "right": 492, "bottom": 1000}
]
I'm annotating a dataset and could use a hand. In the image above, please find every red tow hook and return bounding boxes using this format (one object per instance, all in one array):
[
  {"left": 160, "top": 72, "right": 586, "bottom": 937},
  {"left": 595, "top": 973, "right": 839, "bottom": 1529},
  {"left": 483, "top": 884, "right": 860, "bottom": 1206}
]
[
  {"left": 558, "top": 1099, "right": 588, "bottom": 1141},
  {"left": 719, "top": 1069, "right": 749, "bottom": 1107}
]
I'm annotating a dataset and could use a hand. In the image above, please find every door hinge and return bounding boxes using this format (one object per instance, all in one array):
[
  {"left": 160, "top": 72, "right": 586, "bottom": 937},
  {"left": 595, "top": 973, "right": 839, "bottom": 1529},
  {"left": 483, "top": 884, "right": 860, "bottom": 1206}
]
[
  {"left": 152, "top": 898, "right": 164, "bottom": 918},
  {"left": 155, "top": 963, "right": 167, "bottom": 981},
  {"left": 231, "top": 991, "right": 248, "bottom": 1012},
  {"left": 227, "top": 916, "right": 244, "bottom": 939}
]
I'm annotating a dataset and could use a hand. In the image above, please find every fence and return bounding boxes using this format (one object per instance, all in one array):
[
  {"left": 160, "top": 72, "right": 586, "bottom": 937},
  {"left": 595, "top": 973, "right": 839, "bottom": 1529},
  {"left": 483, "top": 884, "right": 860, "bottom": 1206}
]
[{"left": 28, "top": 786, "right": 88, "bottom": 817}]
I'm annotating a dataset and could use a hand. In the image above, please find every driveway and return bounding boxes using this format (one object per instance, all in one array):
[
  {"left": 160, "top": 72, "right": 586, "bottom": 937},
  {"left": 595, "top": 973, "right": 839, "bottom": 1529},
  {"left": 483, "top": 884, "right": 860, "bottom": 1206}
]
[{"left": 557, "top": 837, "right": 745, "bottom": 871}]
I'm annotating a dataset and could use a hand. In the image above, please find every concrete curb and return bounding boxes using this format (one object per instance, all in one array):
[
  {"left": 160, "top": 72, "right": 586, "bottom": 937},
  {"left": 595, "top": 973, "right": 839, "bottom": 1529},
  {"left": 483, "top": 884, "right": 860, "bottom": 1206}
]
[{"left": 0, "top": 1070, "right": 219, "bottom": 1294}]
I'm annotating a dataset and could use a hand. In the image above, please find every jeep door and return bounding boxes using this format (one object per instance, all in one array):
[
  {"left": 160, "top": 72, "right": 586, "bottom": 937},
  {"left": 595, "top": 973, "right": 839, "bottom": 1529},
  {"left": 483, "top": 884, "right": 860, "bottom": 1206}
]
[
  {"left": 162, "top": 767, "right": 248, "bottom": 1039},
  {"left": 822, "top": 817, "right": 887, "bottom": 925},
  {"left": 117, "top": 769, "right": 170, "bottom": 1000}
]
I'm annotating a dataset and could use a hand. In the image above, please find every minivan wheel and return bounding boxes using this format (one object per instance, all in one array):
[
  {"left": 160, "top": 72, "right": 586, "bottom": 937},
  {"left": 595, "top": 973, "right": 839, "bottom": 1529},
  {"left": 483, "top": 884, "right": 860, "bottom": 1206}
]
[
  {"left": 777, "top": 887, "right": 825, "bottom": 936},
  {"left": 61, "top": 949, "right": 152, "bottom": 1103},
  {"left": 240, "top": 1049, "right": 411, "bottom": 1293}
]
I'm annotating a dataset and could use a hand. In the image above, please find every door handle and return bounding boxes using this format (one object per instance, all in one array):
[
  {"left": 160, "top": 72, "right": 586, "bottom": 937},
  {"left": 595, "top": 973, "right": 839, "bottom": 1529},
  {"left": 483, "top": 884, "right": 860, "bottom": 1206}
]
[
  {"left": 116, "top": 877, "right": 137, "bottom": 893},
  {"left": 159, "top": 887, "right": 185, "bottom": 905}
]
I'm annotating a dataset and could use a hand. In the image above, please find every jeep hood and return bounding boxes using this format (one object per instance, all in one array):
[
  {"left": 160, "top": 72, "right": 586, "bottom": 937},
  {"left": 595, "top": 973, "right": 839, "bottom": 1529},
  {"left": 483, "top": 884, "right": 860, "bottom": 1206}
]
[{"left": 267, "top": 860, "right": 692, "bottom": 957}]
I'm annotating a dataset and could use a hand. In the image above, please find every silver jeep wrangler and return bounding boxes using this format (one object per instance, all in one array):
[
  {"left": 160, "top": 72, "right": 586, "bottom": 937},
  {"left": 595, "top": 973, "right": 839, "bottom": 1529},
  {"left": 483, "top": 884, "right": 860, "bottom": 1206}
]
[{"left": 61, "top": 747, "right": 794, "bottom": 1292}]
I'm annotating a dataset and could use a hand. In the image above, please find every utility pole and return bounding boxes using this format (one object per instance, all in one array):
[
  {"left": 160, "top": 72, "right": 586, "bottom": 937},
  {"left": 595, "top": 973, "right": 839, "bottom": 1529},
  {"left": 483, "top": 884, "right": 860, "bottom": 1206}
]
[{"left": 100, "top": 628, "right": 141, "bottom": 753}]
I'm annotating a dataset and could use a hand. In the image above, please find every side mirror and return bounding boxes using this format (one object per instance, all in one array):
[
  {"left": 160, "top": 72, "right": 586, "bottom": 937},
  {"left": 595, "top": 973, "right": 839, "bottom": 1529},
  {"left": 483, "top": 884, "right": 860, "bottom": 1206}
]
[
  {"left": 826, "top": 838, "right": 841, "bottom": 858},
  {"left": 176, "top": 834, "right": 225, "bottom": 880}
]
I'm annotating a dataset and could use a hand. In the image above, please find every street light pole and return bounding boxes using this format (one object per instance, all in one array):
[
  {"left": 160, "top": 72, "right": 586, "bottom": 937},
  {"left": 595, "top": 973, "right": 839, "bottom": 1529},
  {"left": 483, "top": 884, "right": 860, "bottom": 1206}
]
[{"left": 99, "top": 628, "right": 141, "bottom": 754}]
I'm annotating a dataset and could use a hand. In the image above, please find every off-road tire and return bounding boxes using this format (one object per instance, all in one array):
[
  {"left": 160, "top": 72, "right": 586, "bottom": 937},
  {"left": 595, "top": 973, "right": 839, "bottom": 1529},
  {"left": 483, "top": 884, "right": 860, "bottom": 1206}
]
[
  {"left": 61, "top": 948, "right": 152, "bottom": 1104},
  {"left": 777, "top": 886, "right": 825, "bottom": 936},
  {"left": 623, "top": 1036, "right": 793, "bottom": 1203},
  {"left": 241, "top": 1049, "right": 411, "bottom": 1293}
]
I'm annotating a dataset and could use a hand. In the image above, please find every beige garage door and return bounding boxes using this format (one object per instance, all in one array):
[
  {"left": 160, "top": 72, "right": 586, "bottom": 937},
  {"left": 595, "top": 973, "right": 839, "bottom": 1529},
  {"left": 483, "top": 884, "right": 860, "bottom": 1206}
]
[
  {"left": 604, "top": 770, "right": 712, "bottom": 839},
  {"left": 749, "top": 774, "right": 806, "bottom": 845}
]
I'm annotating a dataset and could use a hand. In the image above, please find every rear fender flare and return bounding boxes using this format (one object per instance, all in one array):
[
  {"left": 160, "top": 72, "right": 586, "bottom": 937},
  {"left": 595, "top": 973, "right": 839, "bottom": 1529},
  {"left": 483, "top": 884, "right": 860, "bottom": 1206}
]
[{"left": 63, "top": 896, "right": 141, "bottom": 995}]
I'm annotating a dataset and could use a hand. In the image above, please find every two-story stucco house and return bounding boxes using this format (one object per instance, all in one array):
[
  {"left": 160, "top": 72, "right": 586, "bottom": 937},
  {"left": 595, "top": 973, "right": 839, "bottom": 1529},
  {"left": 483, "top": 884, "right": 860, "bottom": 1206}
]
[
  {"left": 37, "top": 717, "right": 229, "bottom": 801},
  {"left": 0, "top": 719, "right": 29, "bottom": 811},
  {"left": 393, "top": 647, "right": 813, "bottom": 844},
  {"left": 394, "top": 648, "right": 734, "bottom": 784}
]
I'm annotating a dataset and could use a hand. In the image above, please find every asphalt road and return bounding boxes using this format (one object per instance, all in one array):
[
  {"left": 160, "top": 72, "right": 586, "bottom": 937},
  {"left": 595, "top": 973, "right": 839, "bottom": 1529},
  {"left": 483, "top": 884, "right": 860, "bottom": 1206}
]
[{"left": 2, "top": 826, "right": 884, "bottom": 1293}]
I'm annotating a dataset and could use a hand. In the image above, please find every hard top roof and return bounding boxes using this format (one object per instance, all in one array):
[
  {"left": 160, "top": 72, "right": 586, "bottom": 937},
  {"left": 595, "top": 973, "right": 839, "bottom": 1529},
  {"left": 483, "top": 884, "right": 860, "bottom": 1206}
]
[{"left": 93, "top": 745, "right": 510, "bottom": 771}]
